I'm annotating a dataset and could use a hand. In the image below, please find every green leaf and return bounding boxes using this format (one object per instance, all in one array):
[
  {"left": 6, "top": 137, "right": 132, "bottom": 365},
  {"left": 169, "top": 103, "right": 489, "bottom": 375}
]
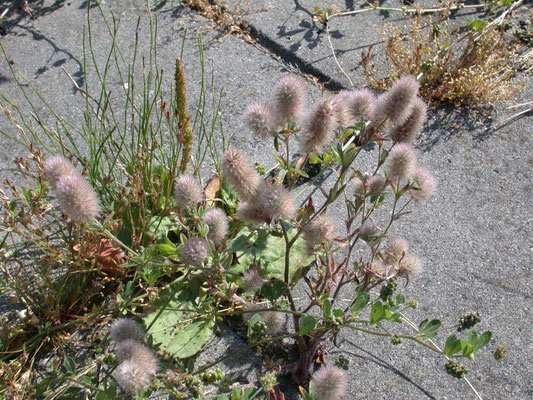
[
  {"left": 260, "top": 280, "right": 286, "bottom": 301},
  {"left": 63, "top": 357, "right": 76, "bottom": 374},
  {"left": 444, "top": 334, "right": 462, "bottom": 356},
  {"left": 299, "top": 315, "right": 317, "bottom": 336},
  {"left": 467, "top": 330, "right": 478, "bottom": 346},
  {"left": 418, "top": 319, "right": 441, "bottom": 337},
  {"left": 352, "top": 292, "right": 370, "bottom": 313},
  {"left": 461, "top": 340, "right": 475, "bottom": 358},
  {"left": 396, "top": 294, "right": 405, "bottom": 304},
  {"left": 144, "top": 290, "right": 214, "bottom": 359},
  {"left": 323, "top": 299, "right": 332, "bottom": 317},
  {"left": 475, "top": 331, "right": 492, "bottom": 351},
  {"left": 370, "top": 302, "right": 385, "bottom": 324}
]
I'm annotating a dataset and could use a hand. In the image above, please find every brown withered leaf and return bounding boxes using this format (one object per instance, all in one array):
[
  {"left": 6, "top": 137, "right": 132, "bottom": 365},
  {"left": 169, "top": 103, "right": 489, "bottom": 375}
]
[
  {"left": 204, "top": 175, "right": 220, "bottom": 207},
  {"left": 74, "top": 237, "right": 125, "bottom": 276},
  {"left": 270, "top": 387, "right": 285, "bottom": 400}
]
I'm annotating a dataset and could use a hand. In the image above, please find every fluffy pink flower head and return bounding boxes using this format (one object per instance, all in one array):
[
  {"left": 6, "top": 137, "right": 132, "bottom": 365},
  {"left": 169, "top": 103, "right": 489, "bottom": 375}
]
[
  {"left": 181, "top": 237, "right": 209, "bottom": 266},
  {"left": 202, "top": 208, "right": 229, "bottom": 245},
  {"left": 258, "top": 182, "right": 297, "bottom": 221},
  {"left": 244, "top": 101, "right": 276, "bottom": 139},
  {"left": 174, "top": 174, "right": 204, "bottom": 210},
  {"left": 115, "top": 340, "right": 159, "bottom": 376},
  {"left": 44, "top": 155, "right": 76, "bottom": 189},
  {"left": 409, "top": 167, "right": 437, "bottom": 202},
  {"left": 300, "top": 97, "right": 339, "bottom": 154},
  {"left": 352, "top": 177, "right": 366, "bottom": 197},
  {"left": 384, "top": 237, "right": 409, "bottom": 265},
  {"left": 345, "top": 88, "right": 376, "bottom": 121},
  {"left": 373, "top": 75, "right": 420, "bottom": 128},
  {"left": 311, "top": 365, "right": 347, "bottom": 400},
  {"left": 303, "top": 215, "right": 335, "bottom": 246},
  {"left": 237, "top": 201, "right": 270, "bottom": 224},
  {"left": 113, "top": 358, "right": 153, "bottom": 395},
  {"left": 261, "top": 310, "right": 285, "bottom": 336},
  {"left": 398, "top": 255, "right": 423, "bottom": 278},
  {"left": 390, "top": 97, "right": 427, "bottom": 144},
  {"left": 110, "top": 319, "right": 145, "bottom": 343},
  {"left": 222, "top": 148, "right": 261, "bottom": 201},
  {"left": 386, "top": 143, "right": 417, "bottom": 181},
  {"left": 241, "top": 269, "right": 264, "bottom": 293},
  {"left": 332, "top": 91, "right": 355, "bottom": 129},
  {"left": 274, "top": 74, "right": 307, "bottom": 125},
  {"left": 55, "top": 173, "right": 100, "bottom": 223},
  {"left": 359, "top": 220, "right": 378, "bottom": 240},
  {"left": 366, "top": 175, "right": 386, "bottom": 197}
]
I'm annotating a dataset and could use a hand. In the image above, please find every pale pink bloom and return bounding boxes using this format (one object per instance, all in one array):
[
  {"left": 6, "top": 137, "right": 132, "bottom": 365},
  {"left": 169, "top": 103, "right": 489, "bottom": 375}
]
[
  {"left": 241, "top": 270, "right": 263, "bottom": 293},
  {"left": 237, "top": 201, "right": 270, "bottom": 224},
  {"left": 222, "top": 148, "right": 261, "bottom": 201},
  {"left": 261, "top": 310, "right": 285, "bottom": 336},
  {"left": 332, "top": 91, "right": 355, "bottom": 128},
  {"left": 55, "top": 173, "right": 100, "bottom": 223},
  {"left": 274, "top": 74, "right": 307, "bottom": 124},
  {"left": 300, "top": 97, "right": 339, "bottom": 154},
  {"left": 43, "top": 155, "right": 76, "bottom": 189},
  {"left": 115, "top": 340, "right": 159, "bottom": 375},
  {"left": 174, "top": 174, "right": 204, "bottom": 210},
  {"left": 258, "top": 182, "right": 297, "bottom": 221},
  {"left": 383, "top": 237, "right": 409, "bottom": 265},
  {"left": 303, "top": 215, "right": 335, "bottom": 246},
  {"left": 113, "top": 359, "right": 153, "bottom": 394},
  {"left": 245, "top": 101, "right": 276, "bottom": 138},
  {"left": 181, "top": 237, "right": 209, "bottom": 266},
  {"left": 398, "top": 255, "right": 423, "bottom": 278},
  {"left": 372, "top": 75, "right": 420, "bottom": 128},
  {"left": 409, "top": 167, "right": 437, "bottom": 202},
  {"left": 390, "top": 97, "right": 427, "bottom": 144},
  {"left": 366, "top": 175, "right": 386, "bottom": 196},
  {"left": 202, "top": 208, "right": 229, "bottom": 245},
  {"left": 386, "top": 143, "right": 417, "bottom": 181},
  {"left": 345, "top": 88, "right": 376, "bottom": 121},
  {"left": 359, "top": 220, "right": 378, "bottom": 238},
  {"left": 311, "top": 365, "right": 347, "bottom": 400},
  {"left": 110, "top": 319, "right": 145, "bottom": 343},
  {"left": 352, "top": 177, "right": 365, "bottom": 197}
]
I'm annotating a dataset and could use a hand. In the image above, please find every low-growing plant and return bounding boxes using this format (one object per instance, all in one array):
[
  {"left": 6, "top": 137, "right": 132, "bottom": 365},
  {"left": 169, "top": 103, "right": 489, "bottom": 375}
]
[{"left": 0, "top": 2, "right": 504, "bottom": 400}]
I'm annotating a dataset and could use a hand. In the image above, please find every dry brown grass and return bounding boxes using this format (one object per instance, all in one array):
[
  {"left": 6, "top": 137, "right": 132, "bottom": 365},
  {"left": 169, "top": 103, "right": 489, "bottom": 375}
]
[{"left": 362, "top": 14, "right": 522, "bottom": 104}]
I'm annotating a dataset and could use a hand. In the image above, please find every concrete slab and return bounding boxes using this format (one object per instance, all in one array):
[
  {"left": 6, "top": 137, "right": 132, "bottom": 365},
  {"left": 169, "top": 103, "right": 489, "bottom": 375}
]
[{"left": 0, "top": 1, "right": 531, "bottom": 400}]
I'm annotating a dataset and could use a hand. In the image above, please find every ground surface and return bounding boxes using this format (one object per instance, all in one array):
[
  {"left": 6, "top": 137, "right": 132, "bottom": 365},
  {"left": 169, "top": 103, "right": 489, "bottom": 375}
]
[{"left": 0, "top": 1, "right": 531, "bottom": 399}]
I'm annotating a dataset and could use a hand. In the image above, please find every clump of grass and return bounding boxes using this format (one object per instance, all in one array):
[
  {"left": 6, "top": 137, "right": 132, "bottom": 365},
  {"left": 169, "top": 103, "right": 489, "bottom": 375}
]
[{"left": 362, "top": 14, "right": 522, "bottom": 104}]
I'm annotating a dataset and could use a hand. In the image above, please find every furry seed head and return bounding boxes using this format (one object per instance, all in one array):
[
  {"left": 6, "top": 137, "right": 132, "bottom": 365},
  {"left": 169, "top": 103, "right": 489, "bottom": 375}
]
[
  {"left": 115, "top": 340, "right": 158, "bottom": 375},
  {"left": 55, "top": 173, "right": 100, "bottom": 223},
  {"left": 409, "top": 167, "right": 437, "bottom": 202},
  {"left": 366, "top": 175, "right": 387, "bottom": 196},
  {"left": 261, "top": 311, "right": 285, "bottom": 336},
  {"left": 390, "top": 97, "right": 427, "bottom": 144},
  {"left": 398, "top": 255, "right": 423, "bottom": 278},
  {"left": 241, "top": 270, "right": 264, "bottom": 293},
  {"left": 110, "top": 319, "right": 145, "bottom": 343},
  {"left": 386, "top": 143, "right": 417, "bottom": 181},
  {"left": 384, "top": 237, "right": 409, "bottom": 265},
  {"left": 345, "top": 88, "right": 376, "bottom": 121},
  {"left": 174, "top": 174, "right": 204, "bottom": 210},
  {"left": 373, "top": 75, "right": 420, "bottom": 128},
  {"left": 245, "top": 101, "right": 276, "bottom": 138},
  {"left": 202, "top": 208, "right": 229, "bottom": 245},
  {"left": 300, "top": 97, "right": 339, "bottom": 154},
  {"left": 113, "top": 359, "right": 153, "bottom": 394},
  {"left": 352, "top": 177, "right": 365, "bottom": 197},
  {"left": 237, "top": 201, "right": 270, "bottom": 224},
  {"left": 181, "top": 237, "right": 209, "bottom": 266},
  {"left": 311, "top": 365, "right": 347, "bottom": 400},
  {"left": 359, "top": 220, "right": 378, "bottom": 239},
  {"left": 222, "top": 148, "right": 261, "bottom": 201},
  {"left": 274, "top": 74, "right": 307, "bottom": 124},
  {"left": 303, "top": 215, "right": 335, "bottom": 246},
  {"left": 257, "top": 182, "right": 297, "bottom": 221},
  {"left": 332, "top": 91, "right": 355, "bottom": 128},
  {"left": 44, "top": 156, "right": 76, "bottom": 189}
]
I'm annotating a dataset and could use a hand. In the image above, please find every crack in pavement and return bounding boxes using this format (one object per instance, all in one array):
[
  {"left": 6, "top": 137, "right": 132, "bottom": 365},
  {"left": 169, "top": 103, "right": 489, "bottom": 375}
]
[{"left": 180, "top": 0, "right": 345, "bottom": 91}]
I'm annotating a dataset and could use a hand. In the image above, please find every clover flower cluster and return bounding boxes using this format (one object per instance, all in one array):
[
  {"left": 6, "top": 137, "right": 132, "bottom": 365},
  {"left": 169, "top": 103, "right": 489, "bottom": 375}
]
[
  {"left": 44, "top": 155, "right": 100, "bottom": 223},
  {"left": 109, "top": 319, "right": 159, "bottom": 395},
  {"left": 311, "top": 364, "right": 347, "bottom": 400}
]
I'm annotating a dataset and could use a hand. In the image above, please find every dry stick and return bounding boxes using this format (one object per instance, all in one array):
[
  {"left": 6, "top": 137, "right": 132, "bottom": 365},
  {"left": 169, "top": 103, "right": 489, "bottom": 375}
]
[{"left": 325, "top": 24, "right": 354, "bottom": 88}]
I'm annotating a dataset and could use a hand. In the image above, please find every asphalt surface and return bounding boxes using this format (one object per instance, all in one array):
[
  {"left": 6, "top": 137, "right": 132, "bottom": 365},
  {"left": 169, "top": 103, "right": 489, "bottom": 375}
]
[{"left": 0, "top": 1, "right": 531, "bottom": 399}]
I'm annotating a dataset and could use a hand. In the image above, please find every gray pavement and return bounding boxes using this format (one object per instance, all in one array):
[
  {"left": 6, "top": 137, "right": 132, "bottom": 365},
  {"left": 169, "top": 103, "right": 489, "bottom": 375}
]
[{"left": 0, "top": 1, "right": 531, "bottom": 399}]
